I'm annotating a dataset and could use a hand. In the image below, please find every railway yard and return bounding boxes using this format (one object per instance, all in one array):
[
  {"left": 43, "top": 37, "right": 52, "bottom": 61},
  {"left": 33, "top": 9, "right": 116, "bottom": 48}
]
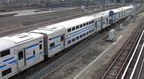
[
  {"left": 0, "top": 5, "right": 120, "bottom": 37},
  {"left": 41, "top": 9, "right": 144, "bottom": 79},
  {"left": 0, "top": 3, "right": 144, "bottom": 79}
]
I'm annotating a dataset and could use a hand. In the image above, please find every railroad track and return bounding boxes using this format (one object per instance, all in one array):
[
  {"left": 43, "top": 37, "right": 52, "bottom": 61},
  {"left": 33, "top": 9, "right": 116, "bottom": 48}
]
[
  {"left": 0, "top": 6, "right": 121, "bottom": 37},
  {"left": 121, "top": 31, "right": 144, "bottom": 79},
  {"left": 0, "top": 11, "right": 87, "bottom": 37},
  {"left": 101, "top": 16, "right": 144, "bottom": 79},
  {"left": 138, "top": 58, "right": 144, "bottom": 79}
]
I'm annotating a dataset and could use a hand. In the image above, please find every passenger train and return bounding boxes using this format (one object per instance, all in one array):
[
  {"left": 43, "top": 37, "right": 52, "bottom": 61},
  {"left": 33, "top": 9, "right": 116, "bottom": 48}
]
[{"left": 0, "top": 5, "right": 134, "bottom": 79}]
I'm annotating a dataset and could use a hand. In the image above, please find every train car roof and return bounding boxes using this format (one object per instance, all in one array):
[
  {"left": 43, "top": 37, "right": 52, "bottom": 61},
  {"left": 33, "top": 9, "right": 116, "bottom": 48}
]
[
  {"left": 121, "top": 5, "right": 133, "bottom": 10},
  {"left": 0, "top": 39, "right": 15, "bottom": 52},
  {"left": 40, "top": 25, "right": 65, "bottom": 31},
  {"left": 91, "top": 5, "right": 133, "bottom": 18},
  {"left": 92, "top": 11, "right": 109, "bottom": 18},
  {"left": 0, "top": 33, "right": 43, "bottom": 51},
  {"left": 53, "top": 16, "right": 95, "bottom": 29},
  {"left": 31, "top": 25, "right": 65, "bottom": 35},
  {"left": 112, "top": 9, "right": 122, "bottom": 13},
  {"left": 92, "top": 8, "right": 122, "bottom": 17}
]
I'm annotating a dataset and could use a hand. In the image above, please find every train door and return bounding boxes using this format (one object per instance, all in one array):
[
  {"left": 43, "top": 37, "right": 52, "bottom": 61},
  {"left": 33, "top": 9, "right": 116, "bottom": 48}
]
[
  {"left": 17, "top": 49, "right": 25, "bottom": 68},
  {"left": 101, "top": 17, "right": 103, "bottom": 29},
  {"left": 95, "top": 19, "right": 101, "bottom": 31},
  {"left": 60, "top": 34, "right": 65, "bottom": 49},
  {"left": 109, "top": 11, "right": 114, "bottom": 24},
  {"left": 95, "top": 22, "right": 97, "bottom": 30}
]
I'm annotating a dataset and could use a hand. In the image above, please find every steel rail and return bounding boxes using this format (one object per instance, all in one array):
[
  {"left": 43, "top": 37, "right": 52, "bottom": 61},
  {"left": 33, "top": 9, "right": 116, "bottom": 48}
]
[
  {"left": 101, "top": 16, "right": 144, "bottom": 79},
  {"left": 121, "top": 30, "right": 144, "bottom": 79},
  {"left": 130, "top": 42, "right": 144, "bottom": 79},
  {"left": 137, "top": 58, "right": 144, "bottom": 79}
]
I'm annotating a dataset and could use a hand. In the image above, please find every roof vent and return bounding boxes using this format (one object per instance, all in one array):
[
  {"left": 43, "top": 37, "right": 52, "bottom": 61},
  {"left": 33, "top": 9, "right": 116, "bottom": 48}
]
[
  {"left": 17, "top": 34, "right": 28, "bottom": 38},
  {"left": 51, "top": 27, "right": 57, "bottom": 29}
]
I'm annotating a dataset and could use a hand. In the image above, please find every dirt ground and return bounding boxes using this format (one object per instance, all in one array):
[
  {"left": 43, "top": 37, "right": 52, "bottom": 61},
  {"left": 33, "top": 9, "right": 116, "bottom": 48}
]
[{"left": 42, "top": 12, "right": 144, "bottom": 79}]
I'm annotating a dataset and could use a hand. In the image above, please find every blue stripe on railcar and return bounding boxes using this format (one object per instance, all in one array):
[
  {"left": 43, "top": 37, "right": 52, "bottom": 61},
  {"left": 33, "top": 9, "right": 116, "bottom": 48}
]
[
  {"left": 8, "top": 60, "right": 17, "bottom": 64},
  {"left": 71, "top": 27, "right": 93, "bottom": 37},
  {"left": 71, "top": 26, "right": 92, "bottom": 36},
  {"left": 49, "top": 44, "right": 61, "bottom": 50},
  {"left": 40, "top": 52, "right": 43, "bottom": 54},
  {"left": 0, "top": 65, "right": 6, "bottom": 68},
  {"left": 96, "top": 20, "right": 101, "bottom": 22},
  {"left": 65, "top": 37, "right": 71, "bottom": 40},
  {"left": 49, "top": 35, "right": 61, "bottom": 40},
  {"left": 26, "top": 56, "right": 35, "bottom": 60},
  {"left": 26, "top": 43, "right": 39, "bottom": 49},
  {"left": 2, "top": 57, "right": 14, "bottom": 62},
  {"left": 69, "top": 24, "right": 94, "bottom": 35},
  {"left": 65, "top": 24, "right": 94, "bottom": 40}
]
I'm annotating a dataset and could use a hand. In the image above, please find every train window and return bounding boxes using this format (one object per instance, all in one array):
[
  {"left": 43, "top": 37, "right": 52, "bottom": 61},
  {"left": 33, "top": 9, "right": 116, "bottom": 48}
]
[
  {"left": 39, "top": 44, "right": 42, "bottom": 50},
  {"left": 89, "top": 30, "right": 91, "bottom": 33},
  {"left": 33, "top": 50, "right": 35, "bottom": 55},
  {"left": 68, "top": 40, "right": 71, "bottom": 44},
  {"left": 76, "top": 26, "right": 79, "bottom": 29},
  {"left": 50, "top": 43, "right": 55, "bottom": 48},
  {"left": 83, "top": 23, "right": 86, "bottom": 26},
  {"left": 80, "top": 35, "right": 83, "bottom": 38},
  {"left": 72, "top": 38, "right": 75, "bottom": 42},
  {"left": 2, "top": 68, "right": 12, "bottom": 77},
  {"left": 92, "top": 29, "right": 94, "bottom": 32},
  {"left": 18, "top": 51, "right": 23, "bottom": 60},
  {"left": 89, "top": 21, "right": 92, "bottom": 24},
  {"left": 80, "top": 24, "right": 83, "bottom": 28},
  {"left": 86, "top": 32, "right": 89, "bottom": 35},
  {"left": 76, "top": 36, "right": 79, "bottom": 40},
  {"left": 61, "top": 35, "right": 64, "bottom": 42},
  {"left": 0, "top": 49, "right": 10, "bottom": 57},
  {"left": 86, "top": 22, "right": 89, "bottom": 25},
  {"left": 92, "top": 20, "right": 94, "bottom": 23},
  {"left": 68, "top": 28, "right": 71, "bottom": 32},
  {"left": 49, "top": 38, "right": 52, "bottom": 40},
  {"left": 39, "top": 41, "right": 42, "bottom": 43},
  {"left": 72, "top": 27, "right": 75, "bottom": 31},
  {"left": 83, "top": 33, "right": 85, "bottom": 36}
]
